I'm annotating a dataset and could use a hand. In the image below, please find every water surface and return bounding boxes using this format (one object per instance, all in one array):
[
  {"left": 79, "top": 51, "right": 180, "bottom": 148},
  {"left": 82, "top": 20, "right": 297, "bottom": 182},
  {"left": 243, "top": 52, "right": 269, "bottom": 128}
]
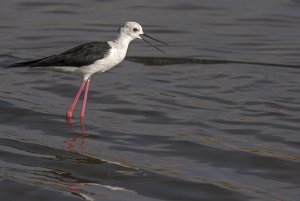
[{"left": 1, "top": 1, "right": 300, "bottom": 201}]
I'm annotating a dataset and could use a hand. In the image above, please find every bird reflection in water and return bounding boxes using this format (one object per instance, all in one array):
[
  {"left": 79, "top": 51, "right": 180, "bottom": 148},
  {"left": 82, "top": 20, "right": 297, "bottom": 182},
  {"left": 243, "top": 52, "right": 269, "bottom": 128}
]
[
  {"left": 54, "top": 181, "right": 80, "bottom": 193},
  {"left": 54, "top": 181, "right": 96, "bottom": 201},
  {"left": 64, "top": 119, "right": 87, "bottom": 153},
  {"left": 53, "top": 120, "right": 94, "bottom": 200}
]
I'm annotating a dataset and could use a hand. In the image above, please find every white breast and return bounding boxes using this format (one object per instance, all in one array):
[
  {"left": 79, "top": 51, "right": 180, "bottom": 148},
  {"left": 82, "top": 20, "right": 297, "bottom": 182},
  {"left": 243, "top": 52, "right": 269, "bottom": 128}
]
[{"left": 77, "top": 40, "right": 128, "bottom": 78}]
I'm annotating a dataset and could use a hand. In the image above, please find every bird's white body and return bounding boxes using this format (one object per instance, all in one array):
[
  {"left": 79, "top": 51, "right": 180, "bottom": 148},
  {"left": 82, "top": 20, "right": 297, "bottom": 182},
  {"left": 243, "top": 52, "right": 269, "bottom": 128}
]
[{"left": 79, "top": 36, "right": 132, "bottom": 79}]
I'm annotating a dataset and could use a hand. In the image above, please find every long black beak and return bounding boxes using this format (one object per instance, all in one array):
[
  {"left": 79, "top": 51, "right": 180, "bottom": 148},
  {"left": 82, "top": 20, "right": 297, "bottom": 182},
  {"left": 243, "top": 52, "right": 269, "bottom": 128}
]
[{"left": 140, "top": 33, "right": 168, "bottom": 54}]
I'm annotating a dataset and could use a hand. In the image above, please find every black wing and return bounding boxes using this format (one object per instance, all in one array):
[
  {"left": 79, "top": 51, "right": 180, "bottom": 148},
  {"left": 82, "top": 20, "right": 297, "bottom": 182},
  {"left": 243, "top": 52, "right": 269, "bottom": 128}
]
[{"left": 6, "top": 41, "right": 111, "bottom": 68}]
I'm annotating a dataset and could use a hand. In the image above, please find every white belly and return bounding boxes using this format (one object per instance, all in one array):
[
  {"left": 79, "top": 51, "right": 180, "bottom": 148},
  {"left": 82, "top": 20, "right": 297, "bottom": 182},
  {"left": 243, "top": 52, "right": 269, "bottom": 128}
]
[{"left": 77, "top": 41, "right": 128, "bottom": 78}]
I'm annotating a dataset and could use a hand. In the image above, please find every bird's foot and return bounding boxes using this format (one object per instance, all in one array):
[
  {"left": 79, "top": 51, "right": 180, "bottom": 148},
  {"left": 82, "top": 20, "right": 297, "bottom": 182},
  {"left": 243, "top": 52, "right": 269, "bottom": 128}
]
[{"left": 66, "top": 112, "right": 73, "bottom": 120}]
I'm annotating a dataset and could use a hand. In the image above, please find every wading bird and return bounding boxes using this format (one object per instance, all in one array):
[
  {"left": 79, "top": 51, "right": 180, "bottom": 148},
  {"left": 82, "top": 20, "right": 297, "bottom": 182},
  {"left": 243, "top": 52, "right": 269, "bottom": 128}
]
[{"left": 6, "top": 21, "right": 167, "bottom": 120}]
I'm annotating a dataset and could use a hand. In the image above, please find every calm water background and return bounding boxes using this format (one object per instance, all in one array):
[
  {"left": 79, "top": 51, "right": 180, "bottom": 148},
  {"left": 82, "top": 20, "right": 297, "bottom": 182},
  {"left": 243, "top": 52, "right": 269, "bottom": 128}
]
[{"left": 1, "top": 0, "right": 300, "bottom": 200}]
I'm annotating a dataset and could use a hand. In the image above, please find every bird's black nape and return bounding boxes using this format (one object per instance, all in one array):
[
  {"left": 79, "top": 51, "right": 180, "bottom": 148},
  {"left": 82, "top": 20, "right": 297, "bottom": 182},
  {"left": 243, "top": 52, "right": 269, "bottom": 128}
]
[{"left": 140, "top": 34, "right": 168, "bottom": 54}]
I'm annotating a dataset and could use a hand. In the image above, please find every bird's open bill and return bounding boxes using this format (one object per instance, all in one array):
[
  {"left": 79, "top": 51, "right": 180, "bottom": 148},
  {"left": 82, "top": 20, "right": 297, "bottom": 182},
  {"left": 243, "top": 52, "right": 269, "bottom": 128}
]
[{"left": 140, "top": 34, "right": 168, "bottom": 54}]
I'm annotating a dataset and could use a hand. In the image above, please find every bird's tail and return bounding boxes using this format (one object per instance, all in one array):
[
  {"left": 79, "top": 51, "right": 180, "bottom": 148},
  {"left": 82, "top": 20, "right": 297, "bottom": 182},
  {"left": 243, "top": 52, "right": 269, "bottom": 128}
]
[
  {"left": 6, "top": 61, "right": 31, "bottom": 68},
  {"left": 5, "top": 56, "right": 52, "bottom": 68}
]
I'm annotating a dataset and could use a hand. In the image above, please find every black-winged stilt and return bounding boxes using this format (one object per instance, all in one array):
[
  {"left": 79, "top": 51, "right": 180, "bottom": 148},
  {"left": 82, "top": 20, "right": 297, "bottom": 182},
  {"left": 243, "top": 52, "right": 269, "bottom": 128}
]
[{"left": 6, "top": 21, "right": 167, "bottom": 120}]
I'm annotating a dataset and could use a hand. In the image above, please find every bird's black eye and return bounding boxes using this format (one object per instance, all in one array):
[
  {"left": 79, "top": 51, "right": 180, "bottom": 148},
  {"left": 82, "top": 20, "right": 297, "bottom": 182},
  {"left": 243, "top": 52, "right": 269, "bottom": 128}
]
[{"left": 133, "top": 28, "right": 139, "bottom": 32}]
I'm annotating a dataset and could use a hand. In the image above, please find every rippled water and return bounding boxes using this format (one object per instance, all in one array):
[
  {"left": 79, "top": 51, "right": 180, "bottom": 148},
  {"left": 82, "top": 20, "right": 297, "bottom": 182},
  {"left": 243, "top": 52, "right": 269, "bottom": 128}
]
[{"left": 1, "top": 1, "right": 300, "bottom": 201}]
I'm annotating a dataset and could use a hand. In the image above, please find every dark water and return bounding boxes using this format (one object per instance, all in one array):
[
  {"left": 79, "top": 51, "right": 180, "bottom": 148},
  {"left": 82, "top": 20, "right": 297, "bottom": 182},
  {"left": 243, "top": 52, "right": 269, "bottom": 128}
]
[{"left": 1, "top": 1, "right": 300, "bottom": 201}]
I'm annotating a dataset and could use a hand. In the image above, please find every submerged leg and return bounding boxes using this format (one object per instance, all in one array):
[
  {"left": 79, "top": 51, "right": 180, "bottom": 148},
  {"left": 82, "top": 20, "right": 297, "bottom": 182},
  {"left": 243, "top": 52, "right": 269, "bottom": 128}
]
[
  {"left": 80, "top": 80, "right": 90, "bottom": 120},
  {"left": 66, "top": 80, "right": 87, "bottom": 119}
]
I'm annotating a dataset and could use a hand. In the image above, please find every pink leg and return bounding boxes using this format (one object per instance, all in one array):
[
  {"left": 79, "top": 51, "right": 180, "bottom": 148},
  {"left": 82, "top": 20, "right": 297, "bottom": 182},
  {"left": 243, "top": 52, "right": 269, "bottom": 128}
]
[
  {"left": 66, "top": 80, "right": 87, "bottom": 119},
  {"left": 80, "top": 80, "right": 90, "bottom": 119}
]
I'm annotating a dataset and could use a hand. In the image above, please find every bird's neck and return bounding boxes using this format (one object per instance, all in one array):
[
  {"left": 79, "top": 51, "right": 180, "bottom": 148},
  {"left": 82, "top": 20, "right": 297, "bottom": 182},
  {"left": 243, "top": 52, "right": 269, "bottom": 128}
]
[{"left": 114, "top": 33, "right": 133, "bottom": 47}]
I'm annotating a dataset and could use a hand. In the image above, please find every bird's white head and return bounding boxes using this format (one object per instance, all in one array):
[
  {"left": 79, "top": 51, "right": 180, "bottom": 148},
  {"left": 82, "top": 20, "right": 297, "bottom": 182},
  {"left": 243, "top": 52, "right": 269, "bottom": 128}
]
[
  {"left": 118, "top": 21, "right": 144, "bottom": 40},
  {"left": 117, "top": 21, "right": 167, "bottom": 53}
]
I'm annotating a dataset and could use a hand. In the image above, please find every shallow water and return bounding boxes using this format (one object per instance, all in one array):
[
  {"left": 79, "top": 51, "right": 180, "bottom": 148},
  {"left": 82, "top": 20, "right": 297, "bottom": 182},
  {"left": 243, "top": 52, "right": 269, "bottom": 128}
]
[{"left": 1, "top": 1, "right": 300, "bottom": 201}]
